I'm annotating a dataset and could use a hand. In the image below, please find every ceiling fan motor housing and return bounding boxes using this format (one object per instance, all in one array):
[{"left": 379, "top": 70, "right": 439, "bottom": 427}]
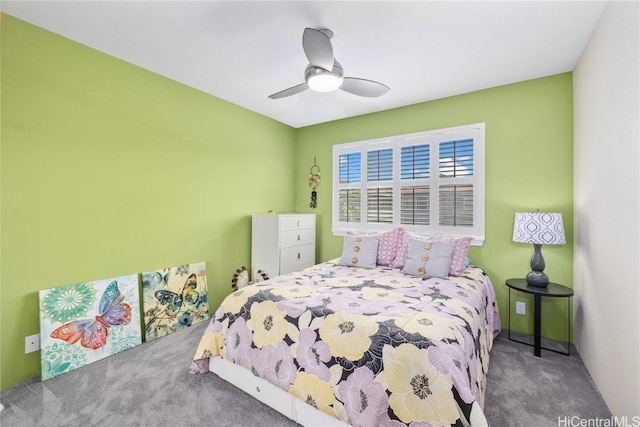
[{"left": 304, "top": 60, "right": 344, "bottom": 81}]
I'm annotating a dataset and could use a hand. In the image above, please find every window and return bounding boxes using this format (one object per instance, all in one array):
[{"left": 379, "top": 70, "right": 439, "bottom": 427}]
[{"left": 332, "top": 123, "right": 485, "bottom": 243}]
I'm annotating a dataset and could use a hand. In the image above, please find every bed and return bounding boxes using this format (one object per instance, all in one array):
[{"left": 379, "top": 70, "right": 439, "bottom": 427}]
[{"left": 190, "top": 230, "right": 500, "bottom": 426}]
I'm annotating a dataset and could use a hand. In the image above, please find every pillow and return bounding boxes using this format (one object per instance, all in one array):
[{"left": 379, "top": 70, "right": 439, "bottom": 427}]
[
  {"left": 339, "top": 235, "right": 379, "bottom": 268},
  {"left": 447, "top": 237, "right": 473, "bottom": 276},
  {"left": 391, "top": 231, "right": 473, "bottom": 276},
  {"left": 347, "top": 227, "right": 404, "bottom": 266},
  {"left": 401, "top": 240, "right": 455, "bottom": 278}
]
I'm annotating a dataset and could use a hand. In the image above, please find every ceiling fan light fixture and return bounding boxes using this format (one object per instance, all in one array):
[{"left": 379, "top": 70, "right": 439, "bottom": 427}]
[
  {"left": 308, "top": 73, "right": 343, "bottom": 92},
  {"left": 268, "top": 28, "right": 388, "bottom": 99}
]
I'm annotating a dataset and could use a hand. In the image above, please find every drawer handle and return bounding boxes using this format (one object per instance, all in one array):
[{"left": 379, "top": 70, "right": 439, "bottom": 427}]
[
  {"left": 298, "top": 253, "right": 301, "bottom": 259},
  {"left": 297, "top": 234, "right": 301, "bottom": 241},
  {"left": 297, "top": 220, "right": 300, "bottom": 227}
]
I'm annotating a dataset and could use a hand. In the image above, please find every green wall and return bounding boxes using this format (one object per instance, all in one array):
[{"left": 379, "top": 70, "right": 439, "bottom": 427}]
[
  {"left": 1, "top": 14, "right": 575, "bottom": 392},
  {"left": 294, "top": 74, "right": 574, "bottom": 344},
  {"left": 0, "top": 15, "right": 296, "bottom": 390}
]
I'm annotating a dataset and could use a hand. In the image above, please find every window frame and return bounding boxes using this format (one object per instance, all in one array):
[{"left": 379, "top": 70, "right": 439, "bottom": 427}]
[{"left": 332, "top": 123, "right": 485, "bottom": 245}]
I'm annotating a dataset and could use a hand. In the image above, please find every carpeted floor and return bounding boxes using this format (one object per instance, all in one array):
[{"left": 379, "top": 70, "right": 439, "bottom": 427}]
[
  {"left": 0, "top": 321, "right": 611, "bottom": 426},
  {"left": 485, "top": 333, "right": 611, "bottom": 426}
]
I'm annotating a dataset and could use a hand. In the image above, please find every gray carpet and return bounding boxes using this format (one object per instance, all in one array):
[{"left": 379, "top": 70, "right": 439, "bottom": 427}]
[
  {"left": 0, "top": 322, "right": 611, "bottom": 427},
  {"left": 485, "top": 333, "right": 611, "bottom": 426}
]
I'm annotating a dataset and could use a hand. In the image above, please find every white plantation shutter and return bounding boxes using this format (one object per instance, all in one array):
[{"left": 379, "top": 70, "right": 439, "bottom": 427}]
[
  {"left": 439, "top": 139, "right": 474, "bottom": 178},
  {"left": 338, "top": 189, "right": 361, "bottom": 223},
  {"left": 439, "top": 185, "right": 473, "bottom": 226},
  {"left": 367, "top": 187, "right": 393, "bottom": 223},
  {"left": 400, "top": 143, "right": 431, "bottom": 226},
  {"left": 339, "top": 152, "right": 361, "bottom": 184},
  {"left": 367, "top": 148, "right": 393, "bottom": 224},
  {"left": 337, "top": 152, "right": 362, "bottom": 223},
  {"left": 401, "top": 144, "right": 430, "bottom": 180},
  {"left": 333, "top": 123, "right": 484, "bottom": 243},
  {"left": 367, "top": 148, "right": 393, "bottom": 181},
  {"left": 438, "top": 138, "right": 475, "bottom": 227},
  {"left": 401, "top": 186, "right": 430, "bottom": 225}
]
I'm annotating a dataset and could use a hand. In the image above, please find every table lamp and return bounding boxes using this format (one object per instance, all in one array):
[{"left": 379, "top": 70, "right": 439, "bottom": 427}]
[{"left": 512, "top": 212, "right": 566, "bottom": 287}]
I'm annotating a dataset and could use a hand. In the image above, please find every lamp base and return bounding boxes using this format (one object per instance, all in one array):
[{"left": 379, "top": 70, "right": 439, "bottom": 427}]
[{"left": 526, "top": 271, "right": 549, "bottom": 287}]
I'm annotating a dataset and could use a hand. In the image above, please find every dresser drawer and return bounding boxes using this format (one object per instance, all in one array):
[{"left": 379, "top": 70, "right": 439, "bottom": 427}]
[
  {"left": 280, "top": 228, "right": 314, "bottom": 248},
  {"left": 280, "top": 244, "right": 315, "bottom": 274},
  {"left": 280, "top": 215, "right": 315, "bottom": 231}
]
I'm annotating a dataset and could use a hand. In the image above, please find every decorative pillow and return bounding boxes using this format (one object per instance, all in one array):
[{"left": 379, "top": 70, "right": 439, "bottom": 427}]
[
  {"left": 339, "top": 235, "right": 379, "bottom": 268},
  {"left": 391, "top": 231, "right": 430, "bottom": 269},
  {"left": 347, "top": 227, "right": 404, "bottom": 266},
  {"left": 372, "top": 227, "right": 404, "bottom": 266},
  {"left": 446, "top": 237, "right": 473, "bottom": 276},
  {"left": 401, "top": 240, "right": 455, "bottom": 278},
  {"left": 391, "top": 231, "right": 473, "bottom": 276}
]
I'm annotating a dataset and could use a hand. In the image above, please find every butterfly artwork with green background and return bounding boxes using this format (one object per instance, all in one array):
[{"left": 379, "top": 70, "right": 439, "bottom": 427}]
[
  {"left": 141, "top": 262, "right": 210, "bottom": 341},
  {"left": 38, "top": 273, "right": 142, "bottom": 380}
]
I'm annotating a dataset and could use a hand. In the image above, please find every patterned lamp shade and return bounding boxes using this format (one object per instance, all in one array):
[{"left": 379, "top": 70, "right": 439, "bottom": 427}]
[{"left": 512, "top": 212, "right": 566, "bottom": 245}]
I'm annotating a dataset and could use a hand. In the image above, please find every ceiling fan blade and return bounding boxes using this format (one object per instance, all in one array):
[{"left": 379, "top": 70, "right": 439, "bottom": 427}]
[
  {"left": 302, "top": 28, "right": 334, "bottom": 71},
  {"left": 268, "top": 82, "right": 309, "bottom": 99},
  {"left": 340, "top": 77, "right": 390, "bottom": 97}
]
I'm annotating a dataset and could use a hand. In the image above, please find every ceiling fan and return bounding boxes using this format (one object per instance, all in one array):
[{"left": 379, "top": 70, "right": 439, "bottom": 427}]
[{"left": 268, "top": 27, "right": 390, "bottom": 99}]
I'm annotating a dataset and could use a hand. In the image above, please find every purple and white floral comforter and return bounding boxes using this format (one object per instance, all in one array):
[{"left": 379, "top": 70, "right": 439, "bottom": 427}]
[{"left": 191, "top": 260, "right": 501, "bottom": 426}]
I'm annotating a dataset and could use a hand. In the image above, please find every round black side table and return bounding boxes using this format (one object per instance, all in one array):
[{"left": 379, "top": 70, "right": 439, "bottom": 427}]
[{"left": 505, "top": 278, "right": 574, "bottom": 357}]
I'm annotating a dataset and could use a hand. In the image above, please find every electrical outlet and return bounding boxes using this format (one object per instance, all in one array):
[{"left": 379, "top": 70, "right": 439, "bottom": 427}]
[
  {"left": 25, "top": 334, "right": 40, "bottom": 354},
  {"left": 516, "top": 301, "right": 526, "bottom": 315}
]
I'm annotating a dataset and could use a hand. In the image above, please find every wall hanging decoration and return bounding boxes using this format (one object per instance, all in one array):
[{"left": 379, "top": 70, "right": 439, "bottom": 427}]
[
  {"left": 309, "top": 158, "right": 321, "bottom": 208},
  {"left": 141, "top": 262, "right": 209, "bottom": 342},
  {"left": 38, "top": 273, "right": 142, "bottom": 381}
]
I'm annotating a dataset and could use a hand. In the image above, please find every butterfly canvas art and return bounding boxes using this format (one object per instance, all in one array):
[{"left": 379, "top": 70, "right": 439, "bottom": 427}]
[
  {"left": 38, "top": 273, "right": 142, "bottom": 381},
  {"left": 142, "top": 261, "right": 209, "bottom": 342}
]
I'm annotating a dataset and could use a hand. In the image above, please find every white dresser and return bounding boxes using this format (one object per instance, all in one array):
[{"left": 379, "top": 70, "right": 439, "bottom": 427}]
[{"left": 251, "top": 213, "right": 316, "bottom": 280}]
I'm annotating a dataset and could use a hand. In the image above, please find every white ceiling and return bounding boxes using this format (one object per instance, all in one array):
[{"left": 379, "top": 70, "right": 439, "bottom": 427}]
[{"left": 1, "top": 1, "right": 607, "bottom": 128}]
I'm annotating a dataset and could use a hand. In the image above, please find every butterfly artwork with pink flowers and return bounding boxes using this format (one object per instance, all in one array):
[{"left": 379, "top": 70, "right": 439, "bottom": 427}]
[
  {"left": 141, "top": 261, "right": 209, "bottom": 342},
  {"left": 38, "top": 273, "right": 142, "bottom": 381}
]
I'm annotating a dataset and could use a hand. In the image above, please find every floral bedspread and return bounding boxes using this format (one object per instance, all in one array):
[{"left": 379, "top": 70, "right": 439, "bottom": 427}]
[{"left": 191, "top": 260, "right": 501, "bottom": 427}]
